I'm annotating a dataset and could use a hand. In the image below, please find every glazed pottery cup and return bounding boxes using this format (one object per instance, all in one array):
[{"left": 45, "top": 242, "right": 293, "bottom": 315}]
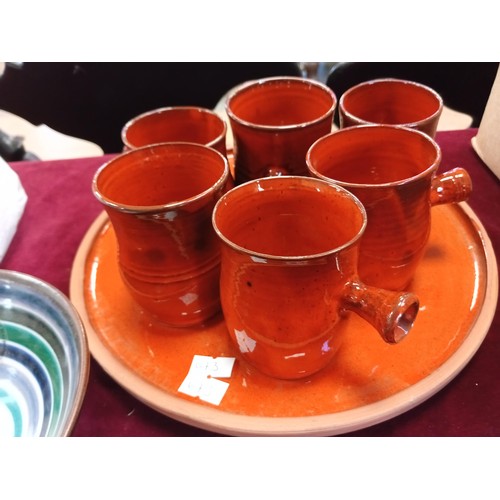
[
  {"left": 306, "top": 125, "right": 472, "bottom": 291},
  {"left": 121, "top": 106, "right": 227, "bottom": 156},
  {"left": 225, "top": 76, "right": 336, "bottom": 185},
  {"left": 93, "top": 142, "right": 232, "bottom": 327},
  {"left": 339, "top": 78, "right": 443, "bottom": 138},
  {"left": 212, "top": 175, "right": 419, "bottom": 380}
]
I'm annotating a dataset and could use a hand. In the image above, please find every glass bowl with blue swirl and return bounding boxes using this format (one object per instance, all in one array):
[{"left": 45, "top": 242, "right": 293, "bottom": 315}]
[{"left": 0, "top": 270, "right": 89, "bottom": 436}]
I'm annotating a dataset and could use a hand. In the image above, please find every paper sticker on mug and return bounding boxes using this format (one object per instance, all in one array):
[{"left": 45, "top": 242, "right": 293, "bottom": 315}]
[{"left": 178, "top": 355, "right": 236, "bottom": 406}]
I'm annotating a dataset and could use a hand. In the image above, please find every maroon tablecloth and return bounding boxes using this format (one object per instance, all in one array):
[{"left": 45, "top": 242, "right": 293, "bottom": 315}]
[{"left": 2, "top": 128, "right": 499, "bottom": 436}]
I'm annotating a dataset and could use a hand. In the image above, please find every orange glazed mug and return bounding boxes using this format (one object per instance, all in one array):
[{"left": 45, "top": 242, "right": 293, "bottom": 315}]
[
  {"left": 93, "top": 142, "right": 232, "bottom": 327},
  {"left": 226, "top": 76, "right": 336, "bottom": 185},
  {"left": 121, "top": 106, "right": 227, "bottom": 156},
  {"left": 212, "top": 176, "right": 419, "bottom": 380},
  {"left": 338, "top": 78, "right": 444, "bottom": 138},
  {"left": 306, "top": 125, "right": 472, "bottom": 291}
]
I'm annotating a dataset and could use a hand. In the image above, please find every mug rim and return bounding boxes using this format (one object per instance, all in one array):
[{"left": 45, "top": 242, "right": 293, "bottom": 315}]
[
  {"left": 212, "top": 175, "right": 367, "bottom": 261},
  {"left": 93, "top": 141, "right": 230, "bottom": 214},
  {"left": 306, "top": 124, "right": 443, "bottom": 188},
  {"left": 121, "top": 106, "right": 227, "bottom": 150},
  {"left": 339, "top": 78, "right": 444, "bottom": 129},
  {"left": 225, "top": 76, "right": 337, "bottom": 131}
]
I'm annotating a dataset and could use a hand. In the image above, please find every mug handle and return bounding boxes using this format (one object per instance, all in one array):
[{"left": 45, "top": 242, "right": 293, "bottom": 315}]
[
  {"left": 342, "top": 280, "right": 419, "bottom": 344},
  {"left": 429, "top": 167, "right": 472, "bottom": 206}
]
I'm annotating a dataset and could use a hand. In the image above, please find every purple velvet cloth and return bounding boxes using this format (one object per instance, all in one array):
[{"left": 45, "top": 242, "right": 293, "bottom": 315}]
[{"left": 2, "top": 128, "right": 499, "bottom": 436}]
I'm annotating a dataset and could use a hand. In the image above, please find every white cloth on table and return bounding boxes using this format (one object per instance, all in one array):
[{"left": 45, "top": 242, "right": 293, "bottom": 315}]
[
  {"left": 472, "top": 63, "right": 500, "bottom": 180},
  {"left": 0, "top": 156, "right": 27, "bottom": 262}
]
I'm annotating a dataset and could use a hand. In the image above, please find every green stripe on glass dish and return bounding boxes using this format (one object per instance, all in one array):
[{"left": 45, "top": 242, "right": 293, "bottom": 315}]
[
  {"left": 0, "top": 387, "right": 24, "bottom": 436},
  {"left": 1, "top": 321, "right": 63, "bottom": 436}
]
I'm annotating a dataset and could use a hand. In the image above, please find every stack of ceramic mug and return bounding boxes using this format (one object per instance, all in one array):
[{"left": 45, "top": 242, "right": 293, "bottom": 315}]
[{"left": 92, "top": 76, "right": 472, "bottom": 380}]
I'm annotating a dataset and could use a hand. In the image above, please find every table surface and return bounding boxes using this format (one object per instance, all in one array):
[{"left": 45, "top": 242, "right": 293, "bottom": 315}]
[{"left": 3, "top": 128, "right": 499, "bottom": 437}]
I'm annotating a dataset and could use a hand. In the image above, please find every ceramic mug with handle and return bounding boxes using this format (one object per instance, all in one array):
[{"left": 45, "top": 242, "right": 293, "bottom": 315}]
[
  {"left": 226, "top": 76, "right": 336, "bottom": 185},
  {"left": 338, "top": 78, "right": 443, "bottom": 138},
  {"left": 121, "top": 106, "right": 227, "bottom": 156},
  {"left": 212, "top": 175, "right": 419, "bottom": 380},
  {"left": 306, "top": 124, "right": 472, "bottom": 291}
]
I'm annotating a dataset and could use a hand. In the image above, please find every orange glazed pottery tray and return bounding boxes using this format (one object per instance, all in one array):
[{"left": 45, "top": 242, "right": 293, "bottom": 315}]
[{"left": 70, "top": 203, "right": 498, "bottom": 436}]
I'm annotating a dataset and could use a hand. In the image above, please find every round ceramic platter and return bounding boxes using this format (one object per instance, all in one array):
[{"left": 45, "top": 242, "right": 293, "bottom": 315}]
[{"left": 70, "top": 203, "right": 498, "bottom": 436}]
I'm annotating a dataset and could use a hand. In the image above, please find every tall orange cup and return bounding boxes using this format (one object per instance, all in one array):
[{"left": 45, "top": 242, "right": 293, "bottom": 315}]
[
  {"left": 338, "top": 78, "right": 443, "bottom": 138},
  {"left": 121, "top": 106, "right": 227, "bottom": 156},
  {"left": 93, "top": 142, "right": 232, "bottom": 327},
  {"left": 226, "top": 77, "right": 336, "bottom": 184}
]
